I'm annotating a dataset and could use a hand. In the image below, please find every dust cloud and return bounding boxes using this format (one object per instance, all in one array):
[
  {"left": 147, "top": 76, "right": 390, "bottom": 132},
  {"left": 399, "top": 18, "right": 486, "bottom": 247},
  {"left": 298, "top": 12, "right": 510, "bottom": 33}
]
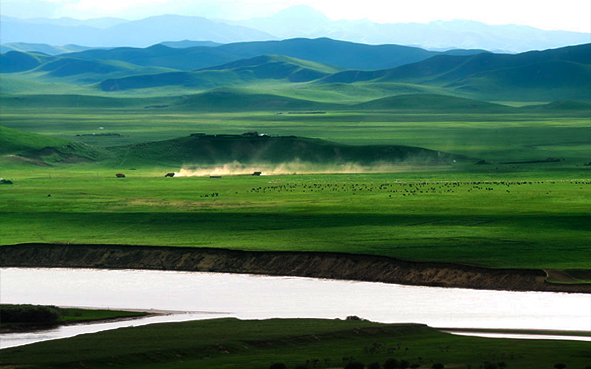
[{"left": 175, "top": 160, "right": 430, "bottom": 177}]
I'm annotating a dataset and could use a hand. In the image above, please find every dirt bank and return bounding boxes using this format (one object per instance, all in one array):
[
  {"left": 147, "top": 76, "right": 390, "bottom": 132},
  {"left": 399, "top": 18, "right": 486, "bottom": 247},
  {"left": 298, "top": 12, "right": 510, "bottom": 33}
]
[{"left": 0, "top": 243, "right": 589, "bottom": 293}]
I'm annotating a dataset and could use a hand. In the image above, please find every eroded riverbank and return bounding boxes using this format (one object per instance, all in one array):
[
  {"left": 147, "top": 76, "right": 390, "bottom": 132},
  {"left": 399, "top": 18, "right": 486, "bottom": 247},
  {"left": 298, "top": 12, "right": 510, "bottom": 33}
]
[{"left": 1, "top": 243, "right": 589, "bottom": 293}]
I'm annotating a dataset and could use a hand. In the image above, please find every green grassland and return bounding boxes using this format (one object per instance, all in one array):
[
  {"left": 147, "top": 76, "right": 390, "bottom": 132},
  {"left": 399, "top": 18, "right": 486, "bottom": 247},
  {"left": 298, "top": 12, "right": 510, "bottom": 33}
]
[
  {"left": 1, "top": 318, "right": 590, "bottom": 369},
  {"left": 1, "top": 95, "right": 589, "bottom": 163},
  {"left": 1, "top": 43, "right": 590, "bottom": 277},
  {"left": 1, "top": 39, "right": 590, "bottom": 369},
  {"left": 1, "top": 169, "right": 591, "bottom": 271},
  {"left": 1, "top": 95, "right": 590, "bottom": 273}
]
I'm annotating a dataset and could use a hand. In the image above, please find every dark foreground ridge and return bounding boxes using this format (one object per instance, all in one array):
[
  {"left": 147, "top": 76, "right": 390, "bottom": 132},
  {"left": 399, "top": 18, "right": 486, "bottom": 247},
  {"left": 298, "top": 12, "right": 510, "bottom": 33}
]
[{"left": 1, "top": 244, "right": 589, "bottom": 293}]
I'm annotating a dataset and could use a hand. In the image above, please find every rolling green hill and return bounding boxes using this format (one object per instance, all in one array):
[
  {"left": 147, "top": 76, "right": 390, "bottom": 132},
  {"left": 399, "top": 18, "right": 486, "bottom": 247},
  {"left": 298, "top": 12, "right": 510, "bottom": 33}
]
[
  {"left": 110, "top": 133, "right": 466, "bottom": 166},
  {"left": 0, "top": 42, "right": 93, "bottom": 55},
  {"left": 0, "top": 89, "right": 339, "bottom": 111},
  {"left": 200, "top": 54, "right": 344, "bottom": 81},
  {"left": 527, "top": 99, "right": 591, "bottom": 111},
  {"left": 0, "top": 126, "right": 112, "bottom": 166},
  {"left": 0, "top": 126, "right": 69, "bottom": 155},
  {"left": 99, "top": 55, "right": 344, "bottom": 91},
  {"left": 0, "top": 126, "right": 466, "bottom": 167},
  {"left": 3, "top": 42, "right": 590, "bottom": 102},
  {"left": 173, "top": 89, "right": 342, "bottom": 111},
  {"left": 449, "top": 60, "right": 591, "bottom": 100},
  {"left": 34, "top": 58, "right": 172, "bottom": 79},
  {"left": 0, "top": 93, "right": 165, "bottom": 108},
  {"left": 352, "top": 93, "right": 513, "bottom": 112},
  {"left": 0, "top": 51, "right": 53, "bottom": 73},
  {"left": 215, "top": 37, "right": 450, "bottom": 70},
  {"left": 65, "top": 44, "right": 241, "bottom": 71},
  {"left": 99, "top": 71, "right": 230, "bottom": 91},
  {"left": 1, "top": 51, "right": 177, "bottom": 86},
  {"left": 65, "top": 38, "right": 481, "bottom": 72},
  {"left": 317, "top": 43, "right": 591, "bottom": 101}
]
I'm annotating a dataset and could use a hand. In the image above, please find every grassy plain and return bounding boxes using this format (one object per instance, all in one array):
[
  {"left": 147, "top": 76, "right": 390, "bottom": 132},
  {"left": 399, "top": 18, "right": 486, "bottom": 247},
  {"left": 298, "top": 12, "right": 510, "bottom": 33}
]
[
  {"left": 1, "top": 103, "right": 590, "bottom": 274},
  {"left": 1, "top": 105, "right": 590, "bottom": 161},
  {"left": 1, "top": 171, "right": 590, "bottom": 271},
  {"left": 1, "top": 318, "right": 590, "bottom": 369}
]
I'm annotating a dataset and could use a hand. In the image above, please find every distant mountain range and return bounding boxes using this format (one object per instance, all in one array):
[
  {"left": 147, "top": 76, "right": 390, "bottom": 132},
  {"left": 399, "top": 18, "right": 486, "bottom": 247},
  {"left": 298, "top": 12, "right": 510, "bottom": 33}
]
[
  {"left": 53, "top": 38, "right": 484, "bottom": 71},
  {"left": 2, "top": 6, "right": 590, "bottom": 52},
  {"left": 0, "top": 15, "right": 275, "bottom": 47},
  {"left": 1, "top": 38, "right": 589, "bottom": 102},
  {"left": 0, "top": 42, "right": 96, "bottom": 56},
  {"left": 230, "top": 5, "right": 591, "bottom": 53}
]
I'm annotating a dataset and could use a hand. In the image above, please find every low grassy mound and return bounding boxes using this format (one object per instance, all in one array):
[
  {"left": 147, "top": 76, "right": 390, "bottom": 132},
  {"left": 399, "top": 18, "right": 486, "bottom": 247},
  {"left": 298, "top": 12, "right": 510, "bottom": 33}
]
[
  {"left": 353, "top": 93, "right": 511, "bottom": 112},
  {"left": 0, "top": 126, "right": 69, "bottom": 155},
  {"left": 200, "top": 54, "right": 344, "bottom": 82},
  {"left": 0, "top": 51, "right": 52, "bottom": 73},
  {"left": 529, "top": 100, "right": 591, "bottom": 111},
  {"left": 111, "top": 133, "right": 464, "bottom": 166},
  {"left": 0, "top": 42, "right": 91, "bottom": 56},
  {"left": 1, "top": 318, "right": 589, "bottom": 369},
  {"left": 449, "top": 61, "right": 591, "bottom": 101},
  {"left": 36, "top": 58, "right": 139, "bottom": 77},
  {"left": 100, "top": 70, "right": 241, "bottom": 91},
  {"left": 0, "top": 126, "right": 112, "bottom": 165},
  {"left": 172, "top": 89, "right": 340, "bottom": 111},
  {"left": 0, "top": 93, "right": 161, "bottom": 109}
]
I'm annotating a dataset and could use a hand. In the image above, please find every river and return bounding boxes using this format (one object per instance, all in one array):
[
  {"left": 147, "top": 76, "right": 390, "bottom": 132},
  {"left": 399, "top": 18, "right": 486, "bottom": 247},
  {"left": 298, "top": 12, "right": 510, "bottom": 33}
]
[{"left": 1, "top": 267, "right": 590, "bottom": 349}]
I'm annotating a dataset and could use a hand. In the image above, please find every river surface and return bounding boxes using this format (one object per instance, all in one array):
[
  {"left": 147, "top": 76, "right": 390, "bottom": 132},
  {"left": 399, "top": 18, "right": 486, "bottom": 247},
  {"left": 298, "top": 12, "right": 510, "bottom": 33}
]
[{"left": 1, "top": 267, "right": 590, "bottom": 349}]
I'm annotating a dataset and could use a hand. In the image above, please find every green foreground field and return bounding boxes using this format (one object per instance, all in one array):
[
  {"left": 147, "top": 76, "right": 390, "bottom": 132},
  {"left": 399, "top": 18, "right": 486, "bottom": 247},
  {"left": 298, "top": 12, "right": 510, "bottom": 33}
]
[{"left": 1, "top": 318, "right": 590, "bottom": 369}]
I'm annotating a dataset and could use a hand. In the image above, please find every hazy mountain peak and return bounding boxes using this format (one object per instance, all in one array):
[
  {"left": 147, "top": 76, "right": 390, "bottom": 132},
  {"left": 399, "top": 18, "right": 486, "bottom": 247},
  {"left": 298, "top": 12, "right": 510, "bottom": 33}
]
[{"left": 272, "top": 5, "right": 329, "bottom": 22}]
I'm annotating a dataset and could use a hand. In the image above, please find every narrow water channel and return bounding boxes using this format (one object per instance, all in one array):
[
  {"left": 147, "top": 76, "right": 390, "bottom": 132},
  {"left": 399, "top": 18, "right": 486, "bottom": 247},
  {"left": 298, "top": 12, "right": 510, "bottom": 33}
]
[{"left": 1, "top": 267, "right": 590, "bottom": 349}]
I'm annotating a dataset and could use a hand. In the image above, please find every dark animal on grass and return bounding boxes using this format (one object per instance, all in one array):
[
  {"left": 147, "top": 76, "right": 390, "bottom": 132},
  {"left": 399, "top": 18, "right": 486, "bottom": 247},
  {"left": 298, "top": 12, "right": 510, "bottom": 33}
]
[
  {"left": 384, "top": 358, "right": 400, "bottom": 369},
  {"left": 345, "top": 361, "right": 365, "bottom": 369},
  {"left": 115, "top": 173, "right": 126, "bottom": 178},
  {"left": 165, "top": 173, "right": 175, "bottom": 177}
]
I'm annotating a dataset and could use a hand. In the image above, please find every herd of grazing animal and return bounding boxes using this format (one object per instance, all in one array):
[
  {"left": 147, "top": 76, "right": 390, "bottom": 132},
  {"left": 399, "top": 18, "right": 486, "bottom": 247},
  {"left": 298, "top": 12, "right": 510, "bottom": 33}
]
[{"left": 111, "top": 173, "right": 590, "bottom": 202}]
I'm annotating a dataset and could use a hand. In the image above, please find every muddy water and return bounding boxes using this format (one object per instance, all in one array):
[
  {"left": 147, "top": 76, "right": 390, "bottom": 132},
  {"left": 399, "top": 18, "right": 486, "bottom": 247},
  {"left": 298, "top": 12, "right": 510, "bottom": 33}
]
[{"left": 1, "top": 267, "right": 590, "bottom": 348}]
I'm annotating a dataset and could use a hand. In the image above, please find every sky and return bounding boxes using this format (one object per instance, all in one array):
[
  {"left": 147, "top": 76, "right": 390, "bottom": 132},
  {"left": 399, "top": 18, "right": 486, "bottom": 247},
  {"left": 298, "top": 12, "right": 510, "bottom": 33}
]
[{"left": 2, "top": 0, "right": 591, "bottom": 33}]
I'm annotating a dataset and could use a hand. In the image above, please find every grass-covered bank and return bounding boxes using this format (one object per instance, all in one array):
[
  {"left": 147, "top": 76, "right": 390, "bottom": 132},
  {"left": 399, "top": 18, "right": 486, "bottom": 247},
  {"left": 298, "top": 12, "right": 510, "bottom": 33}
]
[
  {"left": 1, "top": 318, "right": 590, "bottom": 369},
  {"left": 0, "top": 304, "right": 148, "bottom": 331}
]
